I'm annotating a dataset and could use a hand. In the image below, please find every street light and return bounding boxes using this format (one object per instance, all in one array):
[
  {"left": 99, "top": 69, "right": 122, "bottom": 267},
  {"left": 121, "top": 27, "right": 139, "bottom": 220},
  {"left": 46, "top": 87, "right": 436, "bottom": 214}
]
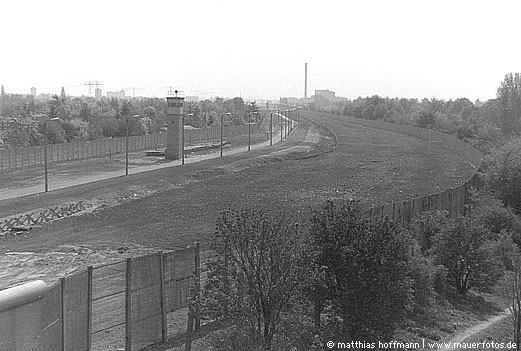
[
  {"left": 184, "top": 113, "right": 194, "bottom": 165},
  {"left": 248, "top": 110, "right": 259, "bottom": 152},
  {"left": 44, "top": 117, "right": 60, "bottom": 193},
  {"left": 270, "top": 112, "right": 273, "bottom": 147},
  {"left": 220, "top": 112, "right": 232, "bottom": 157},
  {"left": 285, "top": 110, "right": 288, "bottom": 138},
  {"left": 279, "top": 110, "right": 283, "bottom": 142},
  {"left": 125, "top": 114, "right": 140, "bottom": 176}
]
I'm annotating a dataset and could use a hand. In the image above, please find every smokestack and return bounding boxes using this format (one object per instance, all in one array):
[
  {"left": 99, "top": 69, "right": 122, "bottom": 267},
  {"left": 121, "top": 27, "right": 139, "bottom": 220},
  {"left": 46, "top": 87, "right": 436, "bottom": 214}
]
[{"left": 304, "top": 63, "right": 308, "bottom": 98}]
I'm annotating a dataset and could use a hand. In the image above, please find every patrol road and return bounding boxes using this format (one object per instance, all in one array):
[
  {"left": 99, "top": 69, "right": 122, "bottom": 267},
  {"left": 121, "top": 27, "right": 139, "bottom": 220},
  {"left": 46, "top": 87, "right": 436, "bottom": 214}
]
[{"left": 0, "top": 111, "right": 475, "bottom": 254}]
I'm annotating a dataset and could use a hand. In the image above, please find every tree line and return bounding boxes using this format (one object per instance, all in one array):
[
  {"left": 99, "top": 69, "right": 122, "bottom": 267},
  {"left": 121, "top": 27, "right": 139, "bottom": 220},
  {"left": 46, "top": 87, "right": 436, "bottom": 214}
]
[{"left": 0, "top": 90, "right": 259, "bottom": 149}]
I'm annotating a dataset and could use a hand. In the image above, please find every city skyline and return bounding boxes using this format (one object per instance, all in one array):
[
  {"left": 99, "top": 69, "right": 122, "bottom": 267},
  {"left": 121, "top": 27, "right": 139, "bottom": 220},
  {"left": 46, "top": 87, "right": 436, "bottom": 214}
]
[{"left": 1, "top": 0, "right": 520, "bottom": 102}]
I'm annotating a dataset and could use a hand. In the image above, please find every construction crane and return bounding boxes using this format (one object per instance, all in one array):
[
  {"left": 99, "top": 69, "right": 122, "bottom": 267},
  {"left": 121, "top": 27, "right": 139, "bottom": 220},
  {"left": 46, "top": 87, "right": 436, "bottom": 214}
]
[{"left": 84, "top": 81, "right": 103, "bottom": 96}]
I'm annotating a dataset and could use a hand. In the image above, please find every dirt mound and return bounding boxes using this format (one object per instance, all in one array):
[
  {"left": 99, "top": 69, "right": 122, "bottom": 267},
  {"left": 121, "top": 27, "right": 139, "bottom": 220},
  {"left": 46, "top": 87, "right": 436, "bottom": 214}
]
[{"left": 184, "top": 122, "right": 335, "bottom": 183}]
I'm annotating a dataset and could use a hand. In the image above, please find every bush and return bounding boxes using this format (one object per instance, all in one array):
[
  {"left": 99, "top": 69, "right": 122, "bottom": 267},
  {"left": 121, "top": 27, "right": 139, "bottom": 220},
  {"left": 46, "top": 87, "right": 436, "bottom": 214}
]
[
  {"left": 309, "top": 200, "right": 424, "bottom": 340},
  {"left": 409, "top": 210, "right": 449, "bottom": 252},
  {"left": 202, "top": 208, "right": 312, "bottom": 350},
  {"left": 485, "top": 137, "right": 521, "bottom": 213},
  {"left": 474, "top": 193, "right": 521, "bottom": 234},
  {"left": 430, "top": 215, "right": 504, "bottom": 294}
]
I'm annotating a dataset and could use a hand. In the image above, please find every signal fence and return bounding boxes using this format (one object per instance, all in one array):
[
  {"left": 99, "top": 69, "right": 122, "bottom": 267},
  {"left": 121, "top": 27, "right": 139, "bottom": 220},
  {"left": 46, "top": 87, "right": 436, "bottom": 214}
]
[
  {"left": 0, "top": 124, "right": 252, "bottom": 172},
  {"left": 0, "top": 244, "right": 201, "bottom": 351},
  {"left": 337, "top": 114, "right": 483, "bottom": 223}
]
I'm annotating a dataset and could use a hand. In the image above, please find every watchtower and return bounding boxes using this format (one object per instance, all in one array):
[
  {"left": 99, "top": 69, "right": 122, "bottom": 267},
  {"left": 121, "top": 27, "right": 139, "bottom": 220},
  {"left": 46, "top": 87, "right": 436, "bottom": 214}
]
[{"left": 165, "top": 90, "right": 184, "bottom": 160}]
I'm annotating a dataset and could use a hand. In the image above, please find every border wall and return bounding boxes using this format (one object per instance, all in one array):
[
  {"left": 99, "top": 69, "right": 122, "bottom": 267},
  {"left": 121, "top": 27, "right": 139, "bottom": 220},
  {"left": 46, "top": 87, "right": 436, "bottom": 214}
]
[
  {"left": 325, "top": 113, "right": 483, "bottom": 222},
  {"left": 0, "top": 245, "right": 200, "bottom": 351},
  {"left": 0, "top": 125, "right": 252, "bottom": 171}
]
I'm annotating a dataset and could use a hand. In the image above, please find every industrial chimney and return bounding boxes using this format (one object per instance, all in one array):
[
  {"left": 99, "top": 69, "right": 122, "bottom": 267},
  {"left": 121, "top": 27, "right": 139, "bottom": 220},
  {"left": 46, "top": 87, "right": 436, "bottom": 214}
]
[{"left": 304, "top": 63, "right": 308, "bottom": 98}]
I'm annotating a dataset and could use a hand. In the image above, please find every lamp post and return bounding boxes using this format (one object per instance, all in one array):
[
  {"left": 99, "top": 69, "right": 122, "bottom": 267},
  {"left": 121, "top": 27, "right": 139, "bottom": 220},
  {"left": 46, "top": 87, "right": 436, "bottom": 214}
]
[
  {"left": 270, "top": 112, "right": 273, "bottom": 147},
  {"left": 184, "top": 113, "right": 194, "bottom": 165},
  {"left": 43, "top": 117, "right": 60, "bottom": 193},
  {"left": 247, "top": 109, "right": 251, "bottom": 152},
  {"left": 285, "top": 110, "right": 288, "bottom": 138},
  {"left": 248, "top": 110, "right": 258, "bottom": 152},
  {"left": 288, "top": 109, "right": 291, "bottom": 134},
  {"left": 220, "top": 112, "right": 232, "bottom": 157},
  {"left": 125, "top": 114, "right": 140, "bottom": 176},
  {"left": 279, "top": 110, "right": 283, "bottom": 142}
]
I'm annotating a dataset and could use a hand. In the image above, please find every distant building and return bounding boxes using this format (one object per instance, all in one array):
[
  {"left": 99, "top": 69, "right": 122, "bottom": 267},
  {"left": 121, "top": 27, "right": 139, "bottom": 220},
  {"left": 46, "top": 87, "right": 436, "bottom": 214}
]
[
  {"left": 30, "top": 87, "right": 37, "bottom": 96},
  {"left": 314, "top": 89, "right": 336, "bottom": 101},
  {"left": 185, "top": 96, "right": 199, "bottom": 102},
  {"left": 95, "top": 88, "right": 102, "bottom": 100},
  {"left": 107, "top": 90, "right": 126, "bottom": 99},
  {"left": 280, "top": 97, "right": 299, "bottom": 105},
  {"left": 313, "top": 89, "right": 347, "bottom": 103}
]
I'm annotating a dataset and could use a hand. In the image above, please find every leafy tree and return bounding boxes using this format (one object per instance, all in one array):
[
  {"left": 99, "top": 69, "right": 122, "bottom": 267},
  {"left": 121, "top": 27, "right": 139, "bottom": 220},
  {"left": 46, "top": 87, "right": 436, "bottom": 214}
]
[
  {"left": 202, "top": 208, "right": 311, "bottom": 350},
  {"left": 310, "top": 200, "right": 418, "bottom": 340},
  {"left": 497, "top": 73, "right": 521, "bottom": 134},
  {"left": 232, "top": 97, "right": 245, "bottom": 111},
  {"left": 430, "top": 215, "right": 504, "bottom": 294},
  {"left": 500, "top": 258, "right": 521, "bottom": 351},
  {"left": 417, "top": 111, "right": 435, "bottom": 128},
  {"left": 485, "top": 137, "right": 521, "bottom": 213}
]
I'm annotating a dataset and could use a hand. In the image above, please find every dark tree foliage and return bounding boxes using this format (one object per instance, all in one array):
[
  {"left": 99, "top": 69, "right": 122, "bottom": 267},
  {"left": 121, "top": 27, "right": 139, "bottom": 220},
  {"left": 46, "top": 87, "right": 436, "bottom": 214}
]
[
  {"left": 430, "top": 215, "right": 504, "bottom": 294},
  {"left": 310, "top": 200, "right": 417, "bottom": 340},
  {"left": 497, "top": 73, "right": 521, "bottom": 134},
  {"left": 486, "top": 137, "right": 521, "bottom": 213}
]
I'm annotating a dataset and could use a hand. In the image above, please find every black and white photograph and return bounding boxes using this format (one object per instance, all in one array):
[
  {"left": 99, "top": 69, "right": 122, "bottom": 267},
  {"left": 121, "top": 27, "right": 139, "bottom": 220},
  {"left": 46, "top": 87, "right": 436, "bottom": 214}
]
[{"left": 1, "top": 0, "right": 521, "bottom": 350}]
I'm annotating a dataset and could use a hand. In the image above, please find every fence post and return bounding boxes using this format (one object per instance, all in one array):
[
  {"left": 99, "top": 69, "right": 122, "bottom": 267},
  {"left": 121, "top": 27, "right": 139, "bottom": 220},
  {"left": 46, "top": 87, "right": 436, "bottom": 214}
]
[
  {"left": 60, "top": 277, "right": 66, "bottom": 351},
  {"left": 159, "top": 251, "right": 167, "bottom": 342},
  {"left": 194, "top": 242, "right": 201, "bottom": 331},
  {"left": 125, "top": 258, "right": 132, "bottom": 351},
  {"left": 87, "top": 266, "right": 93, "bottom": 351}
]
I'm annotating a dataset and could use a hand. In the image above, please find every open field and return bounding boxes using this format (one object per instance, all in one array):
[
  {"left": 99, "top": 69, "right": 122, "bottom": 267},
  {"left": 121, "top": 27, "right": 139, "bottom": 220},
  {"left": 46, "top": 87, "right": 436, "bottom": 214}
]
[{"left": 0, "top": 112, "right": 476, "bottom": 289}]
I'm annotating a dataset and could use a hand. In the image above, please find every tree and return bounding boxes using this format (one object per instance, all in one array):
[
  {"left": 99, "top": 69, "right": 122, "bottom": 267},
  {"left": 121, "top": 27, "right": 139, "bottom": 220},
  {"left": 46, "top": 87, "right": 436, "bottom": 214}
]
[
  {"left": 1, "top": 85, "right": 4, "bottom": 97},
  {"left": 60, "top": 87, "right": 66, "bottom": 100},
  {"left": 430, "top": 215, "right": 504, "bottom": 294},
  {"left": 485, "top": 137, "right": 521, "bottom": 213},
  {"left": 202, "top": 208, "right": 311, "bottom": 350},
  {"left": 497, "top": 73, "right": 521, "bottom": 134},
  {"left": 310, "top": 200, "right": 417, "bottom": 340},
  {"left": 501, "top": 259, "right": 521, "bottom": 351}
]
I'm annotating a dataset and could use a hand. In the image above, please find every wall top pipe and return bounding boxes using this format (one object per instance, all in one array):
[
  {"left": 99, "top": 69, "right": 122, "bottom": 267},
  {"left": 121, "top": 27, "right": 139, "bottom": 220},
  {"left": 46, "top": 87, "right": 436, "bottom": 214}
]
[{"left": 0, "top": 280, "right": 48, "bottom": 313}]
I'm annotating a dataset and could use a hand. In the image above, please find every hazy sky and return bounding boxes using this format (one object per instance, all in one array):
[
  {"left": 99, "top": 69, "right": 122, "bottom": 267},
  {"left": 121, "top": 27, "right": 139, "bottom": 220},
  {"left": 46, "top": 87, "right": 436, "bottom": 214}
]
[{"left": 1, "top": 0, "right": 520, "bottom": 101}]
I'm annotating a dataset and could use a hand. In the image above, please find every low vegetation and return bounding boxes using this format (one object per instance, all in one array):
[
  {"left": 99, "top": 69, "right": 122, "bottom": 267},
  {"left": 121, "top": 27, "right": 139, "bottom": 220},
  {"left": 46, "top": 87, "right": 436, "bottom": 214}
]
[
  {"left": 199, "top": 191, "right": 520, "bottom": 349},
  {"left": 193, "top": 73, "right": 521, "bottom": 349}
]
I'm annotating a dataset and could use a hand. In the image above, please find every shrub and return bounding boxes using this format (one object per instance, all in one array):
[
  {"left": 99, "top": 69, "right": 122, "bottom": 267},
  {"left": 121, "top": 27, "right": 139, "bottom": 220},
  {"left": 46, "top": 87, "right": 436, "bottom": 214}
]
[
  {"left": 202, "top": 208, "right": 312, "bottom": 350},
  {"left": 485, "top": 137, "right": 521, "bottom": 213},
  {"left": 430, "top": 215, "right": 504, "bottom": 294},
  {"left": 310, "top": 200, "right": 423, "bottom": 340}
]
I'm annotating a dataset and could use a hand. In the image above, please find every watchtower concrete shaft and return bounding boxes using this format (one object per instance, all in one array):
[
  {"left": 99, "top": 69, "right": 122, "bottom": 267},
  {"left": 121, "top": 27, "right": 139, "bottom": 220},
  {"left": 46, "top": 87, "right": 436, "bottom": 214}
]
[{"left": 165, "top": 96, "right": 184, "bottom": 160}]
